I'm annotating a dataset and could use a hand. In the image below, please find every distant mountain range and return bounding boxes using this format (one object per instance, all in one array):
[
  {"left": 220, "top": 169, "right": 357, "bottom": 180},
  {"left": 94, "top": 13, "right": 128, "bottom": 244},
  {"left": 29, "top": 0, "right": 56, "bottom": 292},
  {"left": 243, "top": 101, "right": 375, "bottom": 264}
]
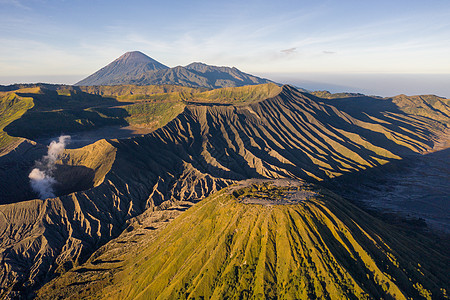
[{"left": 76, "top": 51, "right": 273, "bottom": 88}]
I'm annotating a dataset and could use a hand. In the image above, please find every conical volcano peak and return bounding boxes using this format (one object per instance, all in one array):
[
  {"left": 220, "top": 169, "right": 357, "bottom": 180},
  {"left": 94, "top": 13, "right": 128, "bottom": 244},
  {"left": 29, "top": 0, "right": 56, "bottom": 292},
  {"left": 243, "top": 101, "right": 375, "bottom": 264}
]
[
  {"left": 115, "top": 51, "right": 162, "bottom": 65},
  {"left": 75, "top": 51, "right": 169, "bottom": 86}
]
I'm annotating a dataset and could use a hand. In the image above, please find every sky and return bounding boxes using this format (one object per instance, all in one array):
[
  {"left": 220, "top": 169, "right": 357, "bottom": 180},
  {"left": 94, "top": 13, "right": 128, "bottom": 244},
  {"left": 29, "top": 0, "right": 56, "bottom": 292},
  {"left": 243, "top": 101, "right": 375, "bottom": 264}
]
[{"left": 1, "top": 0, "right": 450, "bottom": 97}]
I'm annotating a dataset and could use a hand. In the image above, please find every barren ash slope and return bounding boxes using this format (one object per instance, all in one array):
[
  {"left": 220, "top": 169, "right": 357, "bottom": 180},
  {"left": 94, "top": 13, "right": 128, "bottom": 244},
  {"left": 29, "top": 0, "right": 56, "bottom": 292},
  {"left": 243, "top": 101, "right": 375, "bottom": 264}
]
[{"left": 0, "top": 84, "right": 449, "bottom": 299}]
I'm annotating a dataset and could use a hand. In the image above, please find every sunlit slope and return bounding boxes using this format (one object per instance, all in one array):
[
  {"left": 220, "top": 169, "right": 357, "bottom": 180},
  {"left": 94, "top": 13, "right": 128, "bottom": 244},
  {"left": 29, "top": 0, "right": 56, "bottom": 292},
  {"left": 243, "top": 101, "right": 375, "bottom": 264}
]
[
  {"left": 1, "top": 86, "right": 124, "bottom": 143},
  {"left": 392, "top": 94, "right": 450, "bottom": 122},
  {"left": 187, "top": 82, "right": 282, "bottom": 105},
  {"left": 0, "top": 85, "right": 187, "bottom": 143},
  {"left": 1, "top": 84, "right": 282, "bottom": 146},
  {"left": 0, "top": 88, "right": 35, "bottom": 152},
  {"left": 1, "top": 85, "right": 448, "bottom": 298},
  {"left": 77, "top": 84, "right": 206, "bottom": 100},
  {"left": 51, "top": 181, "right": 448, "bottom": 300},
  {"left": 311, "top": 91, "right": 449, "bottom": 131},
  {"left": 130, "top": 85, "right": 442, "bottom": 183},
  {"left": 78, "top": 83, "right": 281, "bottom": 106}
]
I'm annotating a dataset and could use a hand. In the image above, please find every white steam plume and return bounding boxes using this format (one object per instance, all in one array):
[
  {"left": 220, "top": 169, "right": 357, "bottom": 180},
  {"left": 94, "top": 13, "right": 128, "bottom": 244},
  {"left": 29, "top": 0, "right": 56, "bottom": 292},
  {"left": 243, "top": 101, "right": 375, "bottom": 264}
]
[{"left": 29, "top": 135, "right": 71, "bottom": 199}]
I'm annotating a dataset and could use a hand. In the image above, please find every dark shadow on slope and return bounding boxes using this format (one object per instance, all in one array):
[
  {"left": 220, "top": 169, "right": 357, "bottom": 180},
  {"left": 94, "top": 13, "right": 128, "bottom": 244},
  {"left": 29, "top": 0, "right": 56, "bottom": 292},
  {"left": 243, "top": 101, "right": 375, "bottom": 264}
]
[
  {"left": 53, "top": 164, "right": 96, "bottom": 198},
  {"left": 308, "top": 92, "right": 442, "bottom": 145},
  {"left": 73, "top": 267, "right": 109, "bottom": 274},
  {"left": 297, "top": 89, "right": 437, "bottom": 151},
  {"left": 4, "top": 88, "right": 132, "bottom": 141},
  {"left": 91, "top": 259, "right": 122, "bottom": 265},
  {"left": 36, "top": 125, "right": 149, "bottom": 149},
  {"left": 322, "top": 148, "right": 450, "bottom": 233},
  {"left": 0, "top": 140, "right": 47, "bottom": 204},
  {"left": 185, "top": 101, "right": 232, "bottom": 107},
  {"left": 305, "top": 198, "right": 450, "bottom": 299},
  {"left": 0, "top": 164, "right": 96, "bottom": 204}
]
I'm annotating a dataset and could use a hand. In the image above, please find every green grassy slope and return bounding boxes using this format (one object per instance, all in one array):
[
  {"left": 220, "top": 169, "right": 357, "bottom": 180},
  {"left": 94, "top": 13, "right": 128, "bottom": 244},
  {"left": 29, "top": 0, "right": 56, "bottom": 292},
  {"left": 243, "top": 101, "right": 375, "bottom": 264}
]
[
  {"left": 0, "top": 85, "right": 190, "bottom": 144},
  {"left": 38, "top": 181, "right": 449, "bottom": 300},
  {"left": 0, "top": 89, "right": 35, "bottom": 151},
  {"left": 116, "top": 186, "right": 448, "bottom": 300},
  {"left": 311, "top": 90, "right": 367, "bottom": 99},
  {"left": 311, "top": 90, "right": 450, "bottom": 127},
  {"left": 0, "top": 84, "right": 280, "bottom": 149},
  {"left": 187, "top": 83, "right": 282, "bottom": 105},
  {"left": 391, "top": 94, "right": 450, "bottom": 122},
  {"left": 77, "top": 84, "right": 206, "bottom": 99},
  {"left": 3, "top": 87, "right": 125, "bottom": 140}
]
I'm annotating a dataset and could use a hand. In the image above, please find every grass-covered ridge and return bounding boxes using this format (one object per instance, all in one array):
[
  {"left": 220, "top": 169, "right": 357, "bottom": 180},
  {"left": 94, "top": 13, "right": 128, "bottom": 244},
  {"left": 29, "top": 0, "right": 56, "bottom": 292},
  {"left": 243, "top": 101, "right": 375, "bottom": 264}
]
[
  {"left": 391, "top": 94, "right": 450, "bottom": 122},
  {"left": 114, "top": 183, "right": 448, "bottom": 300},
  {"left": 2, "top": 83, "right": 447, "bottom": 155},
  {"left": 311, "top": 90, "right": 450, "bottom": 125},
  {"left": 188, "top": 82, "right": 282, "bottom": 105},
  {"left": 78, "top": 84, "right": 206, "bottom": 99},
  {"left": 38, "top": 180, "right": 449, "bottom": 299},
  {"left": 0, "top": 85, "right": 191, "bottom": 147},
  {"left": 0, "top": 88, "right": 35, "bottom": 151},
  {"left": 78, "top": 82, "right": 281, "bottom": 105},
  {"left": 0, "top": 83, "right": 281, "bottom": 151}
]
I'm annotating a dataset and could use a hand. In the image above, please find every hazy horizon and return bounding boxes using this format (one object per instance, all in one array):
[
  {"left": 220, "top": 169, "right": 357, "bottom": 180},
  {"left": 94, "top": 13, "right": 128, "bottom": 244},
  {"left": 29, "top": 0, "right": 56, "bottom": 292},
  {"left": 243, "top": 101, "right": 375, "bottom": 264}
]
[
  {"left": 260, "top": 73, "right": 450, "bottom": 98},
  {"left": 1, "top": 71, "right": 449, "bottom": 98}
]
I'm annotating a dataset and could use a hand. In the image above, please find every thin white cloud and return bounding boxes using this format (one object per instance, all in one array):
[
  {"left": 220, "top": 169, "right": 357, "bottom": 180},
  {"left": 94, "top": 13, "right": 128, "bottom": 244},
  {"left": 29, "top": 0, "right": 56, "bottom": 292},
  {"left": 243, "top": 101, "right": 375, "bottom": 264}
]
[{"left": 281, "top": 48, "right": 297, "bottom": 55}]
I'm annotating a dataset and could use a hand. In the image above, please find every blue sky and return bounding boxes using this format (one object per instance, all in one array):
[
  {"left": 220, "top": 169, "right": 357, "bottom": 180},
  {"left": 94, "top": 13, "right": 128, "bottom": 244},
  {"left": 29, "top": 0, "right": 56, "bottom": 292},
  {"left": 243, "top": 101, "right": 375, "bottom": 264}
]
[{"left": 1, "top": 0, "right": 450, "bottom": 96}]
